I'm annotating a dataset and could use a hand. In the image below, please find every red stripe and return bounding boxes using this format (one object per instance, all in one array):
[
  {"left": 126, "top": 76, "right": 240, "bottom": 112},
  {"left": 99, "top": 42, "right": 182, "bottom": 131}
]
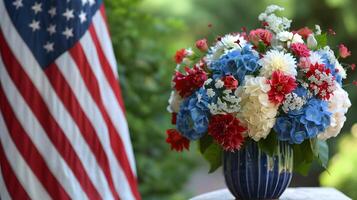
[
  {"left": 0, "top": 31, "right": 101, "bottom": 200},
  {"left": 0, "top": 85, "right": 70, "bottom": 200},
  {"left": 89, "top": 25, "right": 126, "bottom": 113},
  {"left": 0, "top": 134, "right": 31, "bottom": 200},
  {"left": 69, "top": 43, "right": 141, "bottom": 200},
  {"left": 45, "top": 64, "right": 121, "bottom": 200}
]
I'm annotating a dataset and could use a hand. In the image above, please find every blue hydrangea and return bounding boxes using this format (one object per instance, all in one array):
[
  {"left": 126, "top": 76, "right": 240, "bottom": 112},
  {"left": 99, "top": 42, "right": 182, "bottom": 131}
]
[
  {"left": 274, "top": 87, "right": 331, "bottom": 144},
  {"left": 176, "top": 88, "right": 211, "bottom": 140},
  {"left": 319, "top": 51, "right": 342, "bottom": 85},
  {"left": 209, "top": 45, "right": 260, "bottom": 84}
]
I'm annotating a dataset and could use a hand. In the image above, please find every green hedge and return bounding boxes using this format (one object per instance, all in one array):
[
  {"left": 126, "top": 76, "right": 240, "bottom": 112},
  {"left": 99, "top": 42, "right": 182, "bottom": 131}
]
[{"left": 103, "top": 0, "right": 197, "bottom": 199}]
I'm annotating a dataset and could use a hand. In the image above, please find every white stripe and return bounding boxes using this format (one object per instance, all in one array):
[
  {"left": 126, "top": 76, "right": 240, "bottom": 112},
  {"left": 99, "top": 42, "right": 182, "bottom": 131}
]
[
  {"left": 0, "top": 162, "right": 11, "bottom": 200},
  {"left": 79, "top": 30, "right": 137, "bottom": 175},
  {"left": 92, "top": 11, "right": 119, "bottom": 79},
  {"left": 55, "top": 53, "right": 135, "bottom": 200},
  {"left": 0, "top": 2, "right": 114, "bottom": 199},
  {"left": 0, "top": 113, "right": 51, "bottom": 200},
  {"left": 0, "top": 57, "right": 88, "bottom": 200}
]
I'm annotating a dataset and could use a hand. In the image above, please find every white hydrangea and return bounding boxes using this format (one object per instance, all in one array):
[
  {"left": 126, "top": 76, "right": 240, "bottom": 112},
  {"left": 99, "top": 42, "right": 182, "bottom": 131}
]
[
  {"left": 167, "top": 91, "right": 183, "bottom": 113},
  {"left": 318, "top": 84, "right": 351, "bottom": 140},
  {"left": 258, "top": 5, "right": 291, "bottom": 33},
  {"left": 236, "top": 76, "right": 279, "bottom": 141},
  {"left": 276, "top": 31, "right": 304, "bottom": 47},
  {"left": 258, "top": 50, "right": 297, "bottom": 77},
  {"left": 205, "top": 34, "right": 247, "bottom": 64}
]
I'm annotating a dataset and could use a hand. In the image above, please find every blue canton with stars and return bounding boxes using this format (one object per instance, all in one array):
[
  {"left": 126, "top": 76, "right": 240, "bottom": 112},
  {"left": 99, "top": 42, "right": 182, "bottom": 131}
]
[{"left": 5, "top": 0, "right": 102, "bottom": 68}]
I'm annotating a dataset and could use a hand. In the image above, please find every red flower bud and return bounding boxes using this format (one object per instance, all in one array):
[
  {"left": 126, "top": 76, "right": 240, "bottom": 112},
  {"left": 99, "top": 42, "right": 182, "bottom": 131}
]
[
  {"left": 297, "top": 27, "right": 313, "bottom": 39},
  {"left": 174, "top": 48, "right": 187, "bottom": 64},
  {"left": 351, "top": 64, "right": 356, "bottom": 71},
  {"left": 222, "top": 75, "right": 239, "bottom": 90},
  {"left": 195, "top": 38, "right": 208, "bottom": 52}
]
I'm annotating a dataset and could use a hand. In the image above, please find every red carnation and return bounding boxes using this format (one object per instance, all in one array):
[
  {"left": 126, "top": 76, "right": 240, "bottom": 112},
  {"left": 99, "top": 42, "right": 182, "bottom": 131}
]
[
  {"left": 268, "top": 71, "right": 297, "bottom": 105},
  {"left": 173, "top": 67, "right": 207, "bottom": 97},
  {"left": 208, "top": 114, "right": 246, "bottom": 152},
  {"left": 222, "top": 75, "right": 239, "bottom": 90},
  {"left": 339, "top": 44, "right": 351, "bottom": 58},
  {"left": 174, "top": 48, "right": 188, "bottom": 64},
  {"left": 297, "top": 27, "right": 313, "bottom": 39},
  {"left": 166, "top": 129, "right": 190, "bottom": 152},
  {"left": 196, "top": 38, "right": 208, "bottom": 52},
  {"left": 290, "top": 43, "right": 310, "bottom": 57},
  {"left": 249, "top": 28, "right": 273, "bottom": 46}
]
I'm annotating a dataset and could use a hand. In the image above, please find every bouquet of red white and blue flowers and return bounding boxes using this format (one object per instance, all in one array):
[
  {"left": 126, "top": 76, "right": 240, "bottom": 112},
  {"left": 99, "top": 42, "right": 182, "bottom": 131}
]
[{"left": 165, "top": 5, "right": 354, "bottom": 173}]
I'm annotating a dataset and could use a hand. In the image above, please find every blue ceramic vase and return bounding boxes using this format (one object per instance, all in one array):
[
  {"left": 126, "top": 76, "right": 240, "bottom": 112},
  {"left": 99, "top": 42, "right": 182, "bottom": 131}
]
[{"left": 223, "top": 140, "right": 293, "bottom": 200}]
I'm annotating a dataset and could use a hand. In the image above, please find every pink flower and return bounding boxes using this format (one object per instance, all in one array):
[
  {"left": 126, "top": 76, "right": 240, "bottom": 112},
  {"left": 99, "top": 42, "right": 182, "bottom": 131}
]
[
  {"left": 290, "top": 43, "right": 310, "bottom": 57},
  {"left": 249, "top": 29, "right": 273, "bottom": 46},
  {"left": 351, "top": 64, "right": 356, "bottom": 71},
  {"left": 339, "top": 44, "right": 351, "bottom": 58},
  {"left": 222, "top": 75, "right": 239, "bottom": 90},
  {"left": 173, "top": 67, "right": 207, "bottom": 97},
  {"left": 208, "top": 114, "right": 246, "bottom": 152},
  {"left": 268, "top": 71, "right": 297, "bottom": 105},
  {"left": 195, "top": 38, "right": 208, "bottom": 52},
  {"left": 298, "top": 57, "right": 311, "bottom": 70},
  {"left": 296, "top": 27, "right": 313, "bottom": 39},
  {"left": 174, "top": 48, "right": 187, "bottom": 64},
  {"left": 166, "top": 129, "right": 190, "bottom": 152}
]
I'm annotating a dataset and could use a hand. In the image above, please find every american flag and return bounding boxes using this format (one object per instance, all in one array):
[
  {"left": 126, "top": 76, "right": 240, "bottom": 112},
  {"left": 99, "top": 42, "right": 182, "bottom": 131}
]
[{"left": 0, "top": 0, "right": 140, "bottom": 199}]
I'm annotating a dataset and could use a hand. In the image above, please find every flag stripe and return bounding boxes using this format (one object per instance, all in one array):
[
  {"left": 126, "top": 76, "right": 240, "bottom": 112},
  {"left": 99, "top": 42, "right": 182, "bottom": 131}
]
[
  {"left": 0, "top": 30, "right": 102, "bottom": 200},
  {"left": 79, "top": 31, "right": 137, "bottom": 176},
  {"left": 0, "top": 164, "right": 12, "bottom": 200},
  {"left": 55, "top": 53, "right": 136, "bottom": 200},
  {"left": 89, "top": 25, "right": 126, "bottom": 113},
  {"left": 0, "top": 56, "right": 88, "bottom": 200},
  {"left": 0, "top": 113, "right": 50, "bottom": 200},
  {"left": 44, "top": 63, "right": 121, "bottom": 200},
  {"left": 0, "top": 131, "right": 30, "bottom": 200},
  {"left": 0, "top": 80, "right": 70, "bottom": 200},
  {"left": 69, "top": 41, "right": 140, "bottom": 199}
]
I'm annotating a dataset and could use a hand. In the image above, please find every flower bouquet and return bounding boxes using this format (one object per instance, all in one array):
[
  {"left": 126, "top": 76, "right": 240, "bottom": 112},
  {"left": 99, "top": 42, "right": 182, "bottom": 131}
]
[{"left": 165, "top": 5, "right": 354, "bottom": 199}]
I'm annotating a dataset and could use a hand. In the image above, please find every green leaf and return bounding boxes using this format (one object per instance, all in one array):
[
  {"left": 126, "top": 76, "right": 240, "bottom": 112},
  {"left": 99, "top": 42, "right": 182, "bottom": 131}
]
[
  {"left": 202, "top": 142, "right": 223, "bottom": 173},
  {"left": 293, "top": 140, "right": 314, "bottom": 176},
  {"left": 315, "top": 33, "right": 328, "bottom": 49},
  {"left": 258, "top": 131, "right": 278, "bottom": 156},
  {"left": 198, "top": 134, "right": 213, "bottom": 154},
  {"left": 257, "top": 41, "right": 267, "bottom": 53},
  {"left": 317, "top": 140, "right": 329, "bottom": 168}
]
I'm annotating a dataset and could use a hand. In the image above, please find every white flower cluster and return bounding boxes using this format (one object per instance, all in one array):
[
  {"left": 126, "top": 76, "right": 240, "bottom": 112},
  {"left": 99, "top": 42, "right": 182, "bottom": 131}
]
[
  {"left": 282, "top": 92, "right": 307, "bottom": 113},
  {"left": 167, "top": 91, "right": 183, "bottom": 113},
  {"left": 318, "top": 84, "right": 351, "bottom": 140},
  {"left": 206, "top": 79, "right": 242, "bottom": 114},
  {"left": 258, "top": 50, "right": 297, "bottom": 77},
  {"left": 276, "top": 31, "right": 304, "bottom": 47},
  {"left": 205, "top": 34, "right": 247, "bottom": 64},
  {"left": 237, "top": 76, "right": 279, "bottom": 141},
  {"left": 258, "top": 5, "right": 291, "bottom": 33}
]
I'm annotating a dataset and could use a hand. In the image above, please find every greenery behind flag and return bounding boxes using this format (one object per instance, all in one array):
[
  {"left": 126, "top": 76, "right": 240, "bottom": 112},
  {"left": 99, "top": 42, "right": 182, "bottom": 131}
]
[{"left": 104, "top": 0, "right": 357, "bottom": 199}]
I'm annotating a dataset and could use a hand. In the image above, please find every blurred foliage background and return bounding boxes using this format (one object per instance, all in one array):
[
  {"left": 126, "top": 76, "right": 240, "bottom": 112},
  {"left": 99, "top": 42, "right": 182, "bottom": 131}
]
[{"left": 103, "top": 0, "right": 357, "bottom": 199}]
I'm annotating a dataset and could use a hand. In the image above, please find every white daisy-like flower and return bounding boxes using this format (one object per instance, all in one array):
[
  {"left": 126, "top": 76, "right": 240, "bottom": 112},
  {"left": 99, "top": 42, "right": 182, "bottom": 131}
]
[
  {"left": 258, "top": 50, "right": 297, "bottom": 77},
  {"left": 205, "top": 34, "right": 247, "bottom": 64},
  {"left": 236, "top": 76, "right": 279, "bottom": 141},
  {"left": 206, "top": 88, "right": 216, "bottom": 98},
  {"left": 214, "top": 79, "right": 225, "bottom": 89},
  {"left": 167, "top": 91, "right": 183, "bottom": 113},
  {"left": 318, "top": 84, "right": 351, "bottom": 140}
]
